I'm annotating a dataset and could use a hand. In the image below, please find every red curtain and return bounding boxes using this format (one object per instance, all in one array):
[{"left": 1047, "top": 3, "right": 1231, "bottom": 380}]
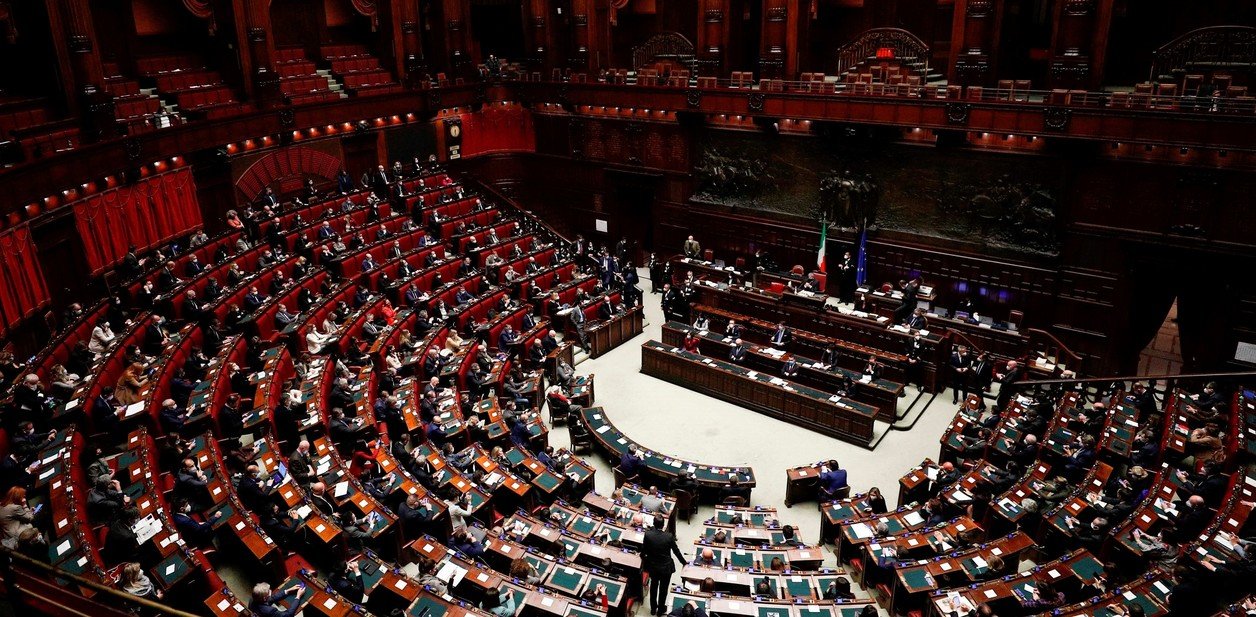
[
  {"left": 0, "top": 224, "right": 50, "bottom": 338},
  {"left": 74, "top": 168, "right": 203, "bottom": 274},
  {"left": 459, "top": 106, "right": 536, "bottom": 158}
]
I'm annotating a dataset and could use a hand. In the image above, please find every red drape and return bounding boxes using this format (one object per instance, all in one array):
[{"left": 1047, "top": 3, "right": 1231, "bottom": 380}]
[
  {"left": 74, "top": 168, "right": 203, "bottom": 274},
  {"left": 459, "top": 106, "right": 536, "bottom": 158},
  {"left": 0, "top": 224, "right": 50, "bottom": 338}
]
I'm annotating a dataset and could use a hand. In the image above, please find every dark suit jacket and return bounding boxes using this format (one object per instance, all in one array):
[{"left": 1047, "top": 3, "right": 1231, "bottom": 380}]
[{"left": 641, "top": 528, "right": 685, "bottom": 575}]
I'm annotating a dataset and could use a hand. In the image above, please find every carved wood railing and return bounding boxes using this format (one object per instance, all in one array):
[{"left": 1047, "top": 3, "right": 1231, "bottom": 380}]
[
  {"left": 1151, "top": 25, "right": 1256, "bottom": 80},
  {"left": 1027, "top": 327, "right": 1084, "bottom": 373},
  {"left": 631, "top": 32, "right": 696, "bottom": 71},
  {"left": 835, "top": 27, "right": 930, "bottom": 77}
]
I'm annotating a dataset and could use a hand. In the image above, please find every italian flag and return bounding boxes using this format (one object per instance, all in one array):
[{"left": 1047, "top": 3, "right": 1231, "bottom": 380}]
[{"left": 816, "top": 219, "right": 827, "bottom": 273}]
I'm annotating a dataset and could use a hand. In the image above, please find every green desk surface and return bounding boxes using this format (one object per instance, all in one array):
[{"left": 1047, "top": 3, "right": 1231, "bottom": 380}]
[
  {"left": 960, "top": 557, "right": 988, "bottom": 578},
  {"left": 669, "top": 597, "right": 706, "bottom": 611},
  {"left": 729, "top": 551, "right": 755, "bottom": 568},
  {"left": 152, "top": 552, "right": 191, "bottom": 587},
  {"left": 548, "top": 508, "right": 574, "bottom": 526},
  {"left": 561, "top": 538, "right": 581, "bottom": 559},
  {"left": 837, "top": 606, "right": 873, "bottom": 617},
  {"left": 505, "top": 448, "right": 528, "bottom": 466},
  {"left": 47, "top": 534, "right": 81, "bottom": 565},
  {"left": 759, "top": 551, "right": 786, "bottom": 567},
  {"left": 581, "top": 407, "right": 754, "bottom": 485},
  {"left": 586, "top": 575, "right": 624, "bottom": 604},
  {"left": 1071, "top": 553, "right": 1105, "bottom": 581},
  {"left": 53, "top": 548, "right": 91, "bottom": 575},
  {"left": 407, "top": 594, "right": 449, "bottom": 617},
  {"left": 208, "top": 502, "right": 237, "bottom": 529},
  {"left": 795, "top": 606, "right": 835, "bottom": 617},
  {"left": 568, "top": 605, "right": 603, "bottom": 617},
  {"left": 534, "top": 472, "right": 563, "bottom": 491},
  {"left": 526, "top": 555, "right": 554, "bottom": 577},
  {"left": 898, "top": 567, "right": 934, "bottom": 592},
  {"left": 467, "top": 490, "right": 488, "bottom": 509},
  {"left": 758, "top": 607, "right": 789, "bottom": 617},
  {"left": 783, "top": 577, "right": 813, "bottom": 597},
  {"left": 356, "top": 558, "right": 387, "bottom": 591},
  {"left": 1142, "top": 577, "right": 1173, "bottom": 605},
  {"left": 569, "top": 516, "right": 597, "bottom": 536},
  {"left": 547, "top": 566, "right": 587, "bottom": 593}
]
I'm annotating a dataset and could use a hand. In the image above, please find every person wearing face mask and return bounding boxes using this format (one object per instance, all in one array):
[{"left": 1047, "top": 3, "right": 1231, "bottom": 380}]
[{"left": 172, "top": 498, "right": 220, "bottom": 546}]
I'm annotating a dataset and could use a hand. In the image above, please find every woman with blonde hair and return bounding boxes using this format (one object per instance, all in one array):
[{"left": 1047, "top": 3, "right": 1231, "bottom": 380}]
[
  {"left": 120, "top": 562, "right": 162, "bottom": 600},
  {"left": 115, "top": 362, "right": 148, "bottom": 405}
]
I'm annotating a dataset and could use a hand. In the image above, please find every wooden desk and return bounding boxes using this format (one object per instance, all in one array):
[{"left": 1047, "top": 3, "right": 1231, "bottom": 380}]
[
  {"left": 661, "top": 322, "right": 902, "bottom": 420},
  {"left": 578, "top": 406, "right": 756, "bottom": 502},
  {"left": 641, "top": 341, "right": 876, "bottom": 446},
  {"left": 693, "top": 284, "right": 948, "bottom": 391},
  {"left": 588, "top": 307, "right": 644, "bottom": 358}
]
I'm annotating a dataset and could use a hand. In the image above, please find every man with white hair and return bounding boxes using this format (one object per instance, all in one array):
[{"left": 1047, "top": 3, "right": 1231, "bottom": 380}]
[{"left": 249, "top": 581, "right": 304, "bottom": 617}]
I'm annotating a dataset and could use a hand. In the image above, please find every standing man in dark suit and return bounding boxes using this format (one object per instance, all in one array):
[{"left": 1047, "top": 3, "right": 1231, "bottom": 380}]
[
  {"left": 969, "top": 351, "right": 993, "bottom": 410},
  {"left": 642, "top": 515, "right": 686, "bottom": 616},
  {"left": 949, "top": 346, "right": 972, "bottom": 405},
  {"left": 837, "top": 251, "right": 856, "bottom": 303},
  {"left": 993, "top": 360, "right": 1024, "bottom": 412}
]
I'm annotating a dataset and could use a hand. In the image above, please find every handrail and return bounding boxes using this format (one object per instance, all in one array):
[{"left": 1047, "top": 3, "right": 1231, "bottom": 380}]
[
  {"left": 1151, "top": 25, "right": 1256, "bottom": 80},
  {"left": 1026, "top": 327, "right": 1083, "bottom": 365},
  {"left": 1014, "top": 370, "right": 1256, "bottom": 387},
  {"left": 464, "top": 177, "right": 571, "bottom": 245},
  {"left": 631, "top": 32, "right": 696, "bottom": 71},
  {"left": 1, "top": 548, "right": 203, "bottom": 617},
  {"left": 834, "top": 28, "right": 930, "bottom": 77}
]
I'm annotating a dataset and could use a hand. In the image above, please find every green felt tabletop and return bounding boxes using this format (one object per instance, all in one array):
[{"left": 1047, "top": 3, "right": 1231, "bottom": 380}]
[
  {"left": 152, "top": 552, "right": 191, "bottom": 587},
  {"left": 728, "top": 551, "right": 755, "bottom": 568},
  {"left": 407, "top": 594, "right": 449, "bottom": 617},
  {"left": 587, "top": 576, "right": 624, "bottom": 603},
  {"left": 47, "top": 533, "right": 80, "bottom": 564},
  {"left": 208, "top": 501, "right": 236, "bottom": 529},
  {"left": 569, "top": 516, "right": 597, "bottom": 536},
  {"left": 534, "top": 472, "right": 563, "bottom": 491},
  {"left": 561, "top": 538, "right": 580, "bottom": 559},
  {"left": 52, "top": 547, "right": 90, "bottom": 574},
  {"left": 467, "top": 491, "right": 488, "bottom": 509},
  {"left": 759, "top": 551, "right": 786, "bottom": 567},
  {"left": 505, "top": 448, "right": 527, "bottom": 466},
  {"left": 899, "top": 567, "right": 933, "bottom": 592},
  {"left": 567, "top": 605, "right": 603, "bottom": 617},
  {"left": 525, "top": 555, "right": 553, "bottom": 576},
  {"left": 1142, "top": 577, "right": 1173, "bottom": 604},
  {"left": 783, "top": 577, "right": 813, "bottom": 596},
  {"left": 758, "top": 607, "right": 790, "bottom": 617},
  {"left": 356, "top": 557, "right": 387, "bottom": 591},
  {"left": 548, "top": 566, "right": 586, "bottom": 592},
  {"left": 795, "top": 606, "right": 836, "bottom": 617},
  {"left": 548, "top": 507, "right": 574, "bottom": 525},
  {"left": 1071, "top": 553, "right": 1106, "bottom": 581}
]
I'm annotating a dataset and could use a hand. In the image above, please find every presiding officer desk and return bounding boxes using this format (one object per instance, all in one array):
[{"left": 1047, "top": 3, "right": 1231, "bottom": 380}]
[
  {"left": 578, "top": 406, "right": 757, "bottom": 503},
  {"left": 691, "top": 282, "right": 948, "bottom": 391},
  {"left": 660, "top": 321, "right": 903, "bottom": 420},
  {"left": 640, "top": 340, "right": 877, "bottom": 446}
]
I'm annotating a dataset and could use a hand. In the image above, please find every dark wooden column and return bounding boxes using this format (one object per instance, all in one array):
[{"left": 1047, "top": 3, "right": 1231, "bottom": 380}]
[
  {"left": 441, "top": 0, "right": 473, "bottom": 75},
  {"left": 48, "top": 0, "right": 115, "bottom": 138},
  {"left": 524, "top": 0, "right": 557, "bottom": 72},
  {"left": 696, "top": 0, "right": 731, "bottom": 78},
  {"left": 1048, "top": 0, "right": 1115, "bottom": 89},
  {"left": 759, "top": 0, "right": 798, "bottom": 79},
  {"left": 569, "top": 0, "right": 610, "bottom": 72},
  {"left": 388, "top": 0, "right": 426, "bottom": 84},
  {"left": 232, "top": 0, "right": 281, "bottom": 108},
  {"left": 947, "top": 0, "right": 1004, "bottom": 86}
]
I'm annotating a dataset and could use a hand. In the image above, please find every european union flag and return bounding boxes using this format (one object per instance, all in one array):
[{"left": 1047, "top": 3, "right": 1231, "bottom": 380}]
[{"left": 855, "top": 228, "right": 868, "bottom": 286}]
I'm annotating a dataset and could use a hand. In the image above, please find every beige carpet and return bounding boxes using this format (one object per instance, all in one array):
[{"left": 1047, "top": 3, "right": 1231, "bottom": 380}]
[{"left": 546, "top": 270, "right": 961, "bottom": 612}]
